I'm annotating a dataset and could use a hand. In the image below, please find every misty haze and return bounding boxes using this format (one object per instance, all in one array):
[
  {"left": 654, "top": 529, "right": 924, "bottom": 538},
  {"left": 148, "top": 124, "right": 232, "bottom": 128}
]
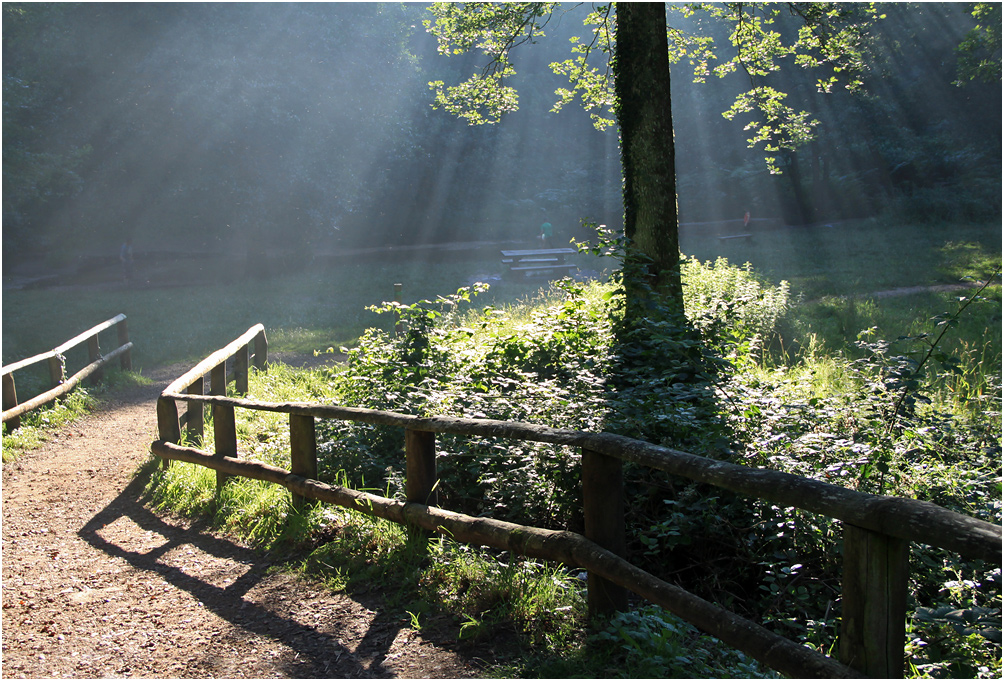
[
  {"left": 2, "top": 4, "right": 1001, "bottom": 678},
  {"left": 3, "top": 3, "right": 999, "bottom": 320}
]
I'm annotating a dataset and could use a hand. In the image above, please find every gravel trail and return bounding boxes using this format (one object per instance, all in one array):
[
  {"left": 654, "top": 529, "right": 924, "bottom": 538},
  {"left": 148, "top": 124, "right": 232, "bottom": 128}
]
[{"left": 2, "top": 368, "right": 479, "bottom": 679}]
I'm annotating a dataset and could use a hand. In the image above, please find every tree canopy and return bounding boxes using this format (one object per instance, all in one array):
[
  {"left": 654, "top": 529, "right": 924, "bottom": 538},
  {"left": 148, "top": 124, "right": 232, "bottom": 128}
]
[
  {"left": 2, "top": 3, "right": 1000, "bottom": 261},
  {"left": 425, "top": 2, "right": 888, "bottom": 314},
  {"left": 427, "top": 2, "right": 883, "bottom": 173}
]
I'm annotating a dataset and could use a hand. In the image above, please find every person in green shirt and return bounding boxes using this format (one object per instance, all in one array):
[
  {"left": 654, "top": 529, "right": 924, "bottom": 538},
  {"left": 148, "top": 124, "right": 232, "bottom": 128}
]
[{"left": 540, "top": 221, "right": 553, "bottom": 248}]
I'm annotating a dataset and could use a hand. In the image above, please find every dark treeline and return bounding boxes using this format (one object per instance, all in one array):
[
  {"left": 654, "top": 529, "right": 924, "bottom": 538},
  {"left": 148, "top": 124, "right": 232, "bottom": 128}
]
[{"left": 3, "top": 2, "right": 1000, "bottom": 260}]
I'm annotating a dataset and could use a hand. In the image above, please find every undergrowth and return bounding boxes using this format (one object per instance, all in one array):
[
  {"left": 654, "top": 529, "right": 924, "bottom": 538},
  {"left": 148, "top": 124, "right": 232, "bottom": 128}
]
[{"left": 143, "top": 255, "right": 1001, "bottom": 678}]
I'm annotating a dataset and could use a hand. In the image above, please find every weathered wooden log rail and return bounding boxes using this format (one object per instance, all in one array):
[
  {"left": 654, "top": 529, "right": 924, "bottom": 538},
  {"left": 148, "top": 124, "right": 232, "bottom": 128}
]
[
  {"left": 152, "top": 325, "right": 1002, "bottom": 679},
  {"left": 2, "top": 314, "right": 132, "bottom": 429},
  {"left": 155, "top": 323, "right": 267, "bottom": 489}
]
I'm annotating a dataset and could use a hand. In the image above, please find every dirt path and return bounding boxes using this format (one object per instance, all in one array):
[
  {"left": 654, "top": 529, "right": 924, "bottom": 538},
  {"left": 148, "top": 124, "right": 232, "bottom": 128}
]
[{"left": 1, "top": 368, "right": 480, "bottom": 679}]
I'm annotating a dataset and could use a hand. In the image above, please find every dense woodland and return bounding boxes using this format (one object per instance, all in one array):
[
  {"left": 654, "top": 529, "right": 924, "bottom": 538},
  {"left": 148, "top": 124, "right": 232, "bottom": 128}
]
[{"left": 3, "top": 2, "right": 1001, "bottom": 260}]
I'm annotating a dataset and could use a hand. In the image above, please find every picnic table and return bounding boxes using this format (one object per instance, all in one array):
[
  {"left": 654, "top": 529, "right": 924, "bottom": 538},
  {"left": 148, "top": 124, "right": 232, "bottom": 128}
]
[{"left": 501, "top": 248, "right": 578, "bottom": 277}]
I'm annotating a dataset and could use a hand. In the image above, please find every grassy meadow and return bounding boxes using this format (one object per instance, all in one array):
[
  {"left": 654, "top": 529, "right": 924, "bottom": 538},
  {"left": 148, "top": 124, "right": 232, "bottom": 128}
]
[
  {"left": 681, "top": 218, "right": 1001, "bottom": 298},
  {"left": 3, "top": 219, "right": 1001, "bottom": 376}
]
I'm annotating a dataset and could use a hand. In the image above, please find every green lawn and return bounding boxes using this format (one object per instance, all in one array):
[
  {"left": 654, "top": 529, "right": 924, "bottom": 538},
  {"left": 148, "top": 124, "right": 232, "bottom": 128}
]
[{"left": 4, "top": 219, "right": 999, "bottom": 375}]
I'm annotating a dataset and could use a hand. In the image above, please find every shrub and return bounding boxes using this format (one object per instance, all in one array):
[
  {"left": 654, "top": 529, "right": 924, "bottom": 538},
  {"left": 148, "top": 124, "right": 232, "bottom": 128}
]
[{"left": 312, "top": 260, "right": 793, "bottom": 529}]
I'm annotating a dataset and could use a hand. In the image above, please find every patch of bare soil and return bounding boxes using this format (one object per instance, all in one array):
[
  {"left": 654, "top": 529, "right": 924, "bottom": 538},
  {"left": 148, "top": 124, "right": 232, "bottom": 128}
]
[
  {"left": 865, "top": 281, "right": 987, "bottom": 298},
  {"left": 1, "top": 366, "right": 483, "bottom": 679}
]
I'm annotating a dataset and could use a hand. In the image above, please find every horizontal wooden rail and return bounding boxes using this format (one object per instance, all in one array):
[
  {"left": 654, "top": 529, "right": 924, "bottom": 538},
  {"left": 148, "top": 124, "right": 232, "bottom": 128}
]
[
  {"left": 164, "top": 324, "right": 267, "bottom": 396},
  {"left": 2, "top": 314, "right": 132, "bottom": 428},
  {"left": 52, "top": 314, "right": 128, "bottom": 357},
  {"left": 158, "top": 392, "right": 1001, "bottom": 562},
  {"left": 3, "top": 343, "right": 133, "bottom": 422},
  {"left": 151, "top": 438, "right": 861, "bottom": 679},
  {"left": 1, "top": 349, "right": 59, "bottom": 377}
]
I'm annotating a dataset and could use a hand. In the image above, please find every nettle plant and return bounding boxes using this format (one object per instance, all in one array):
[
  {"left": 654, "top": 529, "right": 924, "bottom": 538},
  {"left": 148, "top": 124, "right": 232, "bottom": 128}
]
[
  {"left": 314, "top": 279, "right": 616, "bottom": 527},
  {"left": 712, "top": 280, "right": 1002, "bottom": 674},
  {"left": 313, "top": 250, "right": 794, "bottom": 531}
]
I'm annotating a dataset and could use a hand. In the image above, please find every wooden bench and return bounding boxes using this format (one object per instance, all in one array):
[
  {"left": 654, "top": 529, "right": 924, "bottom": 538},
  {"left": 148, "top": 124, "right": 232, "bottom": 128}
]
[{"left": 501, "top": 248, "right": 578, "bottom": 277}]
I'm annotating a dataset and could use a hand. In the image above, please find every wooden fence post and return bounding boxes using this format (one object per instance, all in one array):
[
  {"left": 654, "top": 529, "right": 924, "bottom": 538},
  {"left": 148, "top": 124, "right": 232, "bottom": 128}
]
[
  {"left": 3, "top": 373, "right": 20, "bottom": 431},
  {"left": 253, "top": 329, "right": 268, "bottom": 370},
  {"left": 48, "top": 355, "right": 64, "bottom": 389},
  {"left": 235, "top": 344, "right": 250, "bottom": 395},
  {"left": 405, "top": 429, "right": 437, "bottom": 541},
  {"left": 582, "top": 447, "right": 629, "bottom": 617},
  {"left": 289, "top": 414, "right": 318, "bottom": 511},
  {"left": 211, "top": 363, "right": 226, "bottom": 397},
  {"left": 840, "top": 523, "right": 909, "bottom": 678},
  {"left": 405, "top": 429, "right": 437, "bottom": 506},
  {"left": 117, "top": 318, "right": 132, "bottom": 370},
  {"left": 210, "top": 363, "right": 236, "bottom": 491},
  {"left": 87, "top": 335, "right": 103, "bottom": 385},
  {"left": 187, "top": 376, "right": 205, "bottom": 445},
  {"left": 156, "top": 396, "right": 181, "bottom": 470},
  {"left": 213, "top": 403, "right": 238, "bottom": 493}
]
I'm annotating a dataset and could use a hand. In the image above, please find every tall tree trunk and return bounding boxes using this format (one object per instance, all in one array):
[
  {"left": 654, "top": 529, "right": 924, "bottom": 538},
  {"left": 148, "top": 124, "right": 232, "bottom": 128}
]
[
  {"left": 613, "top": 1, "right": 683, "bottom": 319},
  {"left": 783, "top": 151, "right": 814, "bottom": 224}
]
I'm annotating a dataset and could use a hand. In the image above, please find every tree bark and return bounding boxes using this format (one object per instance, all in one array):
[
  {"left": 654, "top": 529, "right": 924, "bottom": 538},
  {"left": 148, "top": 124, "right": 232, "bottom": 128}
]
[{"left": 613, "top": 2, "right": 683, "bottom": 317}]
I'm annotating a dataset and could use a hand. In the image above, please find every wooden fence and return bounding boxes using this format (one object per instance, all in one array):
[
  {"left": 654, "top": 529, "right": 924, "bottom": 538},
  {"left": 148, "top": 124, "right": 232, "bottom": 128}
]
[
  {"left": 3, "top": 314, "right": 132, "bottom": 429},
  {"left": 155, "top": 323, "right": 267, "bottom": 488},
  {"left": 152, "top": 325, "right": 1001, "bottom": 679}
]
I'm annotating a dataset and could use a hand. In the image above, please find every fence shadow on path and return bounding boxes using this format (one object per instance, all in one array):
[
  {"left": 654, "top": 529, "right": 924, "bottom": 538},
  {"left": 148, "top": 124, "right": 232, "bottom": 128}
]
[{"left": 76, "top": 460, "right": 424, "bottom": 679}]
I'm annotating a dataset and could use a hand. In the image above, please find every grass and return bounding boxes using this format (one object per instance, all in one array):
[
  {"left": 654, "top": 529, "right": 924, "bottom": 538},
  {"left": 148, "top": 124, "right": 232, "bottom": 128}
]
[
  {"left": 145, "top": 451, "right": 776, "bottom": 678},
  {"left": 778, "top": 286, "right": 1003, "bottom": 404},
  {"left": 2, "top": 255, "right": 599, "bottom": 370},
  {"left": 681, "top": 219, "right": 1001, "bottom": 299},
  {"left": 3, "top": 219, "right": 998, "bottom": 372},
  {"left": 1, "top": 388, "right": 95, "bottom": 462}
]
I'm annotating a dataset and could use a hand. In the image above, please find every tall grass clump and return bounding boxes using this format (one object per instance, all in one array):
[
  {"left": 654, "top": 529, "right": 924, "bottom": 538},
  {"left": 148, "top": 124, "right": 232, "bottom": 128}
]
[
  {"left": 144, "top": 457, "right": 218, "bottom": 517},
  {"left": 143, "top": 364, "right": 332, "bottom": 543},
  {"left": 291, "top": 491, "right": 591, "bottom": 661}
]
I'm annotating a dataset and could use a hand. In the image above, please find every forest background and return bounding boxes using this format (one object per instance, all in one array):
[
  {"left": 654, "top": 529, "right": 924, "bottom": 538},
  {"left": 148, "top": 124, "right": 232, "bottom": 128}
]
[{"left": 3, "top": 1, "right": 1001, "bottom": 263}]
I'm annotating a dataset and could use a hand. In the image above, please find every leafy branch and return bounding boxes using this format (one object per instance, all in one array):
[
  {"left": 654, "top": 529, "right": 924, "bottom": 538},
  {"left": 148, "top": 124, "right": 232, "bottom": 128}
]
[
  {"left": 424, "top": 2, "right": 558, "bottom": 124},
  {"left": 884, "top": 271, "right": 1001, "bottom": 435},
  {"left": 705, "top": 2, "right": 881, "bottom": 171},
  {"left": 549, "top": 4, "right": 616, "bottom": 129}
]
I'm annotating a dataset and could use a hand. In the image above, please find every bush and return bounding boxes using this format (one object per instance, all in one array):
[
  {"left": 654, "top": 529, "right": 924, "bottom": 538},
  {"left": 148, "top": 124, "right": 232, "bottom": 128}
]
[{"left": 312, "top": 259, "right": 793, "bottom": 529}]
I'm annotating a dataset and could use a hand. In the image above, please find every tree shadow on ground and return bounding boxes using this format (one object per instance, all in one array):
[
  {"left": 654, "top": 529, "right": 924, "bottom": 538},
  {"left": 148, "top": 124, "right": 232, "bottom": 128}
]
[{"left": 77, "top": 460, "right": 479, "bottom": 678}]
